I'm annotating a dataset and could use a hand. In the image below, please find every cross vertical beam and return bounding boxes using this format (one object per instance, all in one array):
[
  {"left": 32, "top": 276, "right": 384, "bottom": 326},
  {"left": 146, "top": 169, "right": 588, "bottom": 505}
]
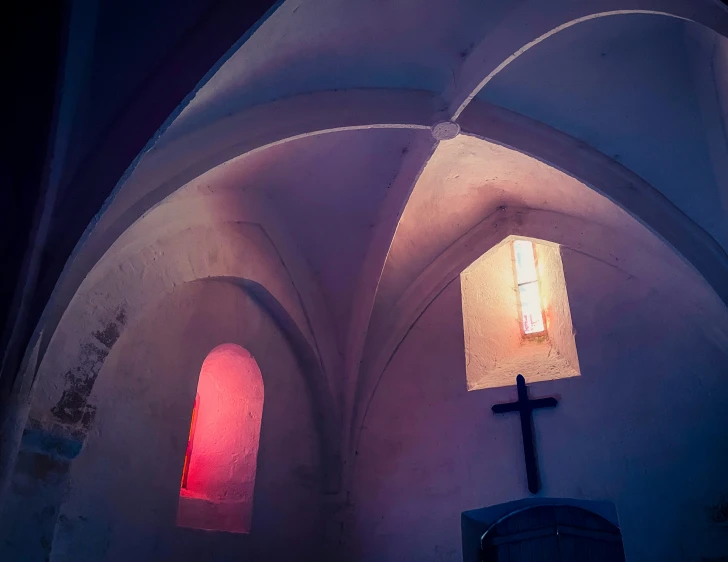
[{"left": 491, "top": 374, "right": 558, "bottom": 494}]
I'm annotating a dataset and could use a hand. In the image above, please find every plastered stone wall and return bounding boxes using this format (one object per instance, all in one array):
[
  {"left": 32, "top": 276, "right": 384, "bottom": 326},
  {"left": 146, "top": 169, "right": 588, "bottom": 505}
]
[
  {"left": 538, "top": 243, "right": 579, "bottom": 374},
  {"left": 348, "top": 248, "right": 728, "bottom": 562},
  {"left": 479, "top": 15, "right": 728, "bottom": 248},
  {"left": 461, "top": 241, "right": 521, "bottom": 385},
  {"left": 48, "top": 280, "right": 323, "bottom": 562}
]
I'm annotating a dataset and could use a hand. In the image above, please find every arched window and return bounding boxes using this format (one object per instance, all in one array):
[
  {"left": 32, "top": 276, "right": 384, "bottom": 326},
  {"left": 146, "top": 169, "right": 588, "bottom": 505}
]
[{"left": 177, "top": 344, "right": 264, "bottom": 534}]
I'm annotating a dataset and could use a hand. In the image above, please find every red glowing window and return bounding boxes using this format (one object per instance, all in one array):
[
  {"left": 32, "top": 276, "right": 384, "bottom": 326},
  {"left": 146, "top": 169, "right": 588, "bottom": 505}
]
[
  {"left": 177, "top": 344, "right": 264, "bottom": 534},
  {"left": 513, "top": 240, "right": 546, "bottom": 335},
  {"left": 180, "top": 394, "right": 199, "bottom": 490}
]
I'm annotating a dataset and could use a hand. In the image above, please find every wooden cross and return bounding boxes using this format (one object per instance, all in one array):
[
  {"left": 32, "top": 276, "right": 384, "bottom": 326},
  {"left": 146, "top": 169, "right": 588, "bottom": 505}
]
[{"left": 491, "top": 374, "right": 558, "bottom": 494}]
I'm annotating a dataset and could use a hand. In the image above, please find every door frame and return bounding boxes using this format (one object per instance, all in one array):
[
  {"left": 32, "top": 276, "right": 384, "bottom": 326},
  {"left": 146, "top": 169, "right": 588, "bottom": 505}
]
[{"left": 461, "top": 498, "right": 620, "bottom": 562}]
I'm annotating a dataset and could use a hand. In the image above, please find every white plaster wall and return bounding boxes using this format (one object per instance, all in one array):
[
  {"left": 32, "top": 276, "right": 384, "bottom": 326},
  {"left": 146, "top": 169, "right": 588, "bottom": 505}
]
[
  {"left": 478, "top": 14, "right": 727, "bottom": 248},
  {"left": 163, "top": 0, "right": 502, "bottom": 141},
  {"left": 538, "top": 244, "right": 579, "bottom": 373},
  {"left": 377, "top": 135, "right": 665, "bottom": 316},
  {"left": 228, "top": 129, "right": 416, "bottom": 344},
  {"left": 461, "top": 242, "right": 521, "bottom": 385},
  {"left": 29, "top": 221, "right": 316, "bottom": 425},
  {"left": 51, "top": 281, "right": 323, "bottom": 562},
  {"left": 348, "top": 249, "right": 728, "bottom": 561},
  {"left": 685, "top": 23, "right": 728, "bottom": 236}
]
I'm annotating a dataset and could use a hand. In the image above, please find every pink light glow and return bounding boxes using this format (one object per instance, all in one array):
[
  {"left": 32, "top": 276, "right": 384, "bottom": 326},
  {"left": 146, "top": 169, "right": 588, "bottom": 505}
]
[
  {"left": 513, "top": 240, "right": 546, "bottom": 335},
  {"left": 178, "top": 343, "right": 264, "bottom": 533}
]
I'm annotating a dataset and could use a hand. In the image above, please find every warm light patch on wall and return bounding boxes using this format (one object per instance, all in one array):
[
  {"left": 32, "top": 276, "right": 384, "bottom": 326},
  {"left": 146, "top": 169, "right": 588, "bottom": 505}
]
[
  {"left": 176, "top": 344, "right": 264, "bottom": 534},
  {"left": 461, "top": 237, "right": 580, "bottom": 390}
]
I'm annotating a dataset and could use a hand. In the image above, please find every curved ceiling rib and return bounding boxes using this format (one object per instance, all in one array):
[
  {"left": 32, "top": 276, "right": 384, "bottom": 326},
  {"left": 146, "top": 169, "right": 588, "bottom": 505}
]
[
  {"left": 341, "top": 133, "right": 438, "bottom": 453},
  {"left": 29, "top": 0, "right": 281, "bottom": 364},
  {"left": 34, "top": 91, "right": 728, "bottom": 404},
  {"left": 347, "top": 116, "right": 728, "bottom": 467},
  {"left": 73, "top": 89, "right": 437, "bottom": 277},
  {"left": 448, "top": 0, "right": 728, "bottom": 118},
  {"left": 30, "top": 90, "right": 438, "bottom": 377},
  {"left": 457, "top": 101, "right": 728, "bottom": 308}
]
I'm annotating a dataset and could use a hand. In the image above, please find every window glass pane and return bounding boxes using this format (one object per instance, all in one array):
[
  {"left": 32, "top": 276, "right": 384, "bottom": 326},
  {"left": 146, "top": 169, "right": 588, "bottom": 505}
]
[
  {"left": 519, "top": 281, "right": 545, "bottom": 334},
  {"left": 514, "top": 240, "right": 538, "bottom": 284}
]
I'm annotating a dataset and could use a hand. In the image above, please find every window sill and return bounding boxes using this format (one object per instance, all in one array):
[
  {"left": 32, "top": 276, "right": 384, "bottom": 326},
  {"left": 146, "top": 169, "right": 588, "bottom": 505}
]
[{"left": 176, "top": 493, "right": 251, "bottom": 534}]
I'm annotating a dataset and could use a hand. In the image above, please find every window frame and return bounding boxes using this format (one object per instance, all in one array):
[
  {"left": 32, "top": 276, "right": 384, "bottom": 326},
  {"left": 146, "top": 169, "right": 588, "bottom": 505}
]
[
  {"left": 180, "top": 393, "right": 200, "bottom": 490},
  {"left": 511, "top": 239, "right": 548, "bottom": 339}
]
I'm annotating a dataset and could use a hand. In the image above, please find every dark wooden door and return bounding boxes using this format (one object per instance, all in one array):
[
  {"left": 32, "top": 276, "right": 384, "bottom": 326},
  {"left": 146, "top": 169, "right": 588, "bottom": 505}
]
[{"left": 481, "top": 505, "right": 626, "bottom": 562}]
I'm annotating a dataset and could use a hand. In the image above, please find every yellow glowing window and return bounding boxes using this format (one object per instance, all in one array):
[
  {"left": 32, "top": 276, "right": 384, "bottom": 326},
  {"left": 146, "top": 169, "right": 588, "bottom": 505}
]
[{"left": 513, "top": 240, "right": 546, "bottom": 335}]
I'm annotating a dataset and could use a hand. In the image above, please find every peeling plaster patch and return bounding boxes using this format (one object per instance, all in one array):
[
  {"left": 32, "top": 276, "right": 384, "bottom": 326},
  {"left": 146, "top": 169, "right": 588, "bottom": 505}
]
[
  {"left": 92, "top": 307, "right": 127, "bottom": 349},
  {"left": 80, "top": 404, "right": 97, "bottom": 429},
  {"left": 92, "top": 322, "right": 121, "bottom": 348},
  {"left": 51, "top": 343, "right": 108, "bottom": 425},
  {"left": 21, "top": 423, "right": 84, "bottom": 460},
  {"left": 78, "top": 341, "right": 110, "bottom": 372},
  {"left": 115, "top": 307, "right": 127, "bottom": 326}
]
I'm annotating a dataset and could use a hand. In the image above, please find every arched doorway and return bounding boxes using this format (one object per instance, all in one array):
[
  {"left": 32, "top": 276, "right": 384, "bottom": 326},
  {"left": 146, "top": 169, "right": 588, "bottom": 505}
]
[{"left": 480, "top": 505, "right": 625, "bottom": 561}]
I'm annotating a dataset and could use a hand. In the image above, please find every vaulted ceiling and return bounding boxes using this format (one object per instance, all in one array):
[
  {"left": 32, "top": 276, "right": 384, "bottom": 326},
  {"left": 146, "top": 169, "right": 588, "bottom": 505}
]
[{"left": 17, "top": 1, "right": 728, "bottom": 456}]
